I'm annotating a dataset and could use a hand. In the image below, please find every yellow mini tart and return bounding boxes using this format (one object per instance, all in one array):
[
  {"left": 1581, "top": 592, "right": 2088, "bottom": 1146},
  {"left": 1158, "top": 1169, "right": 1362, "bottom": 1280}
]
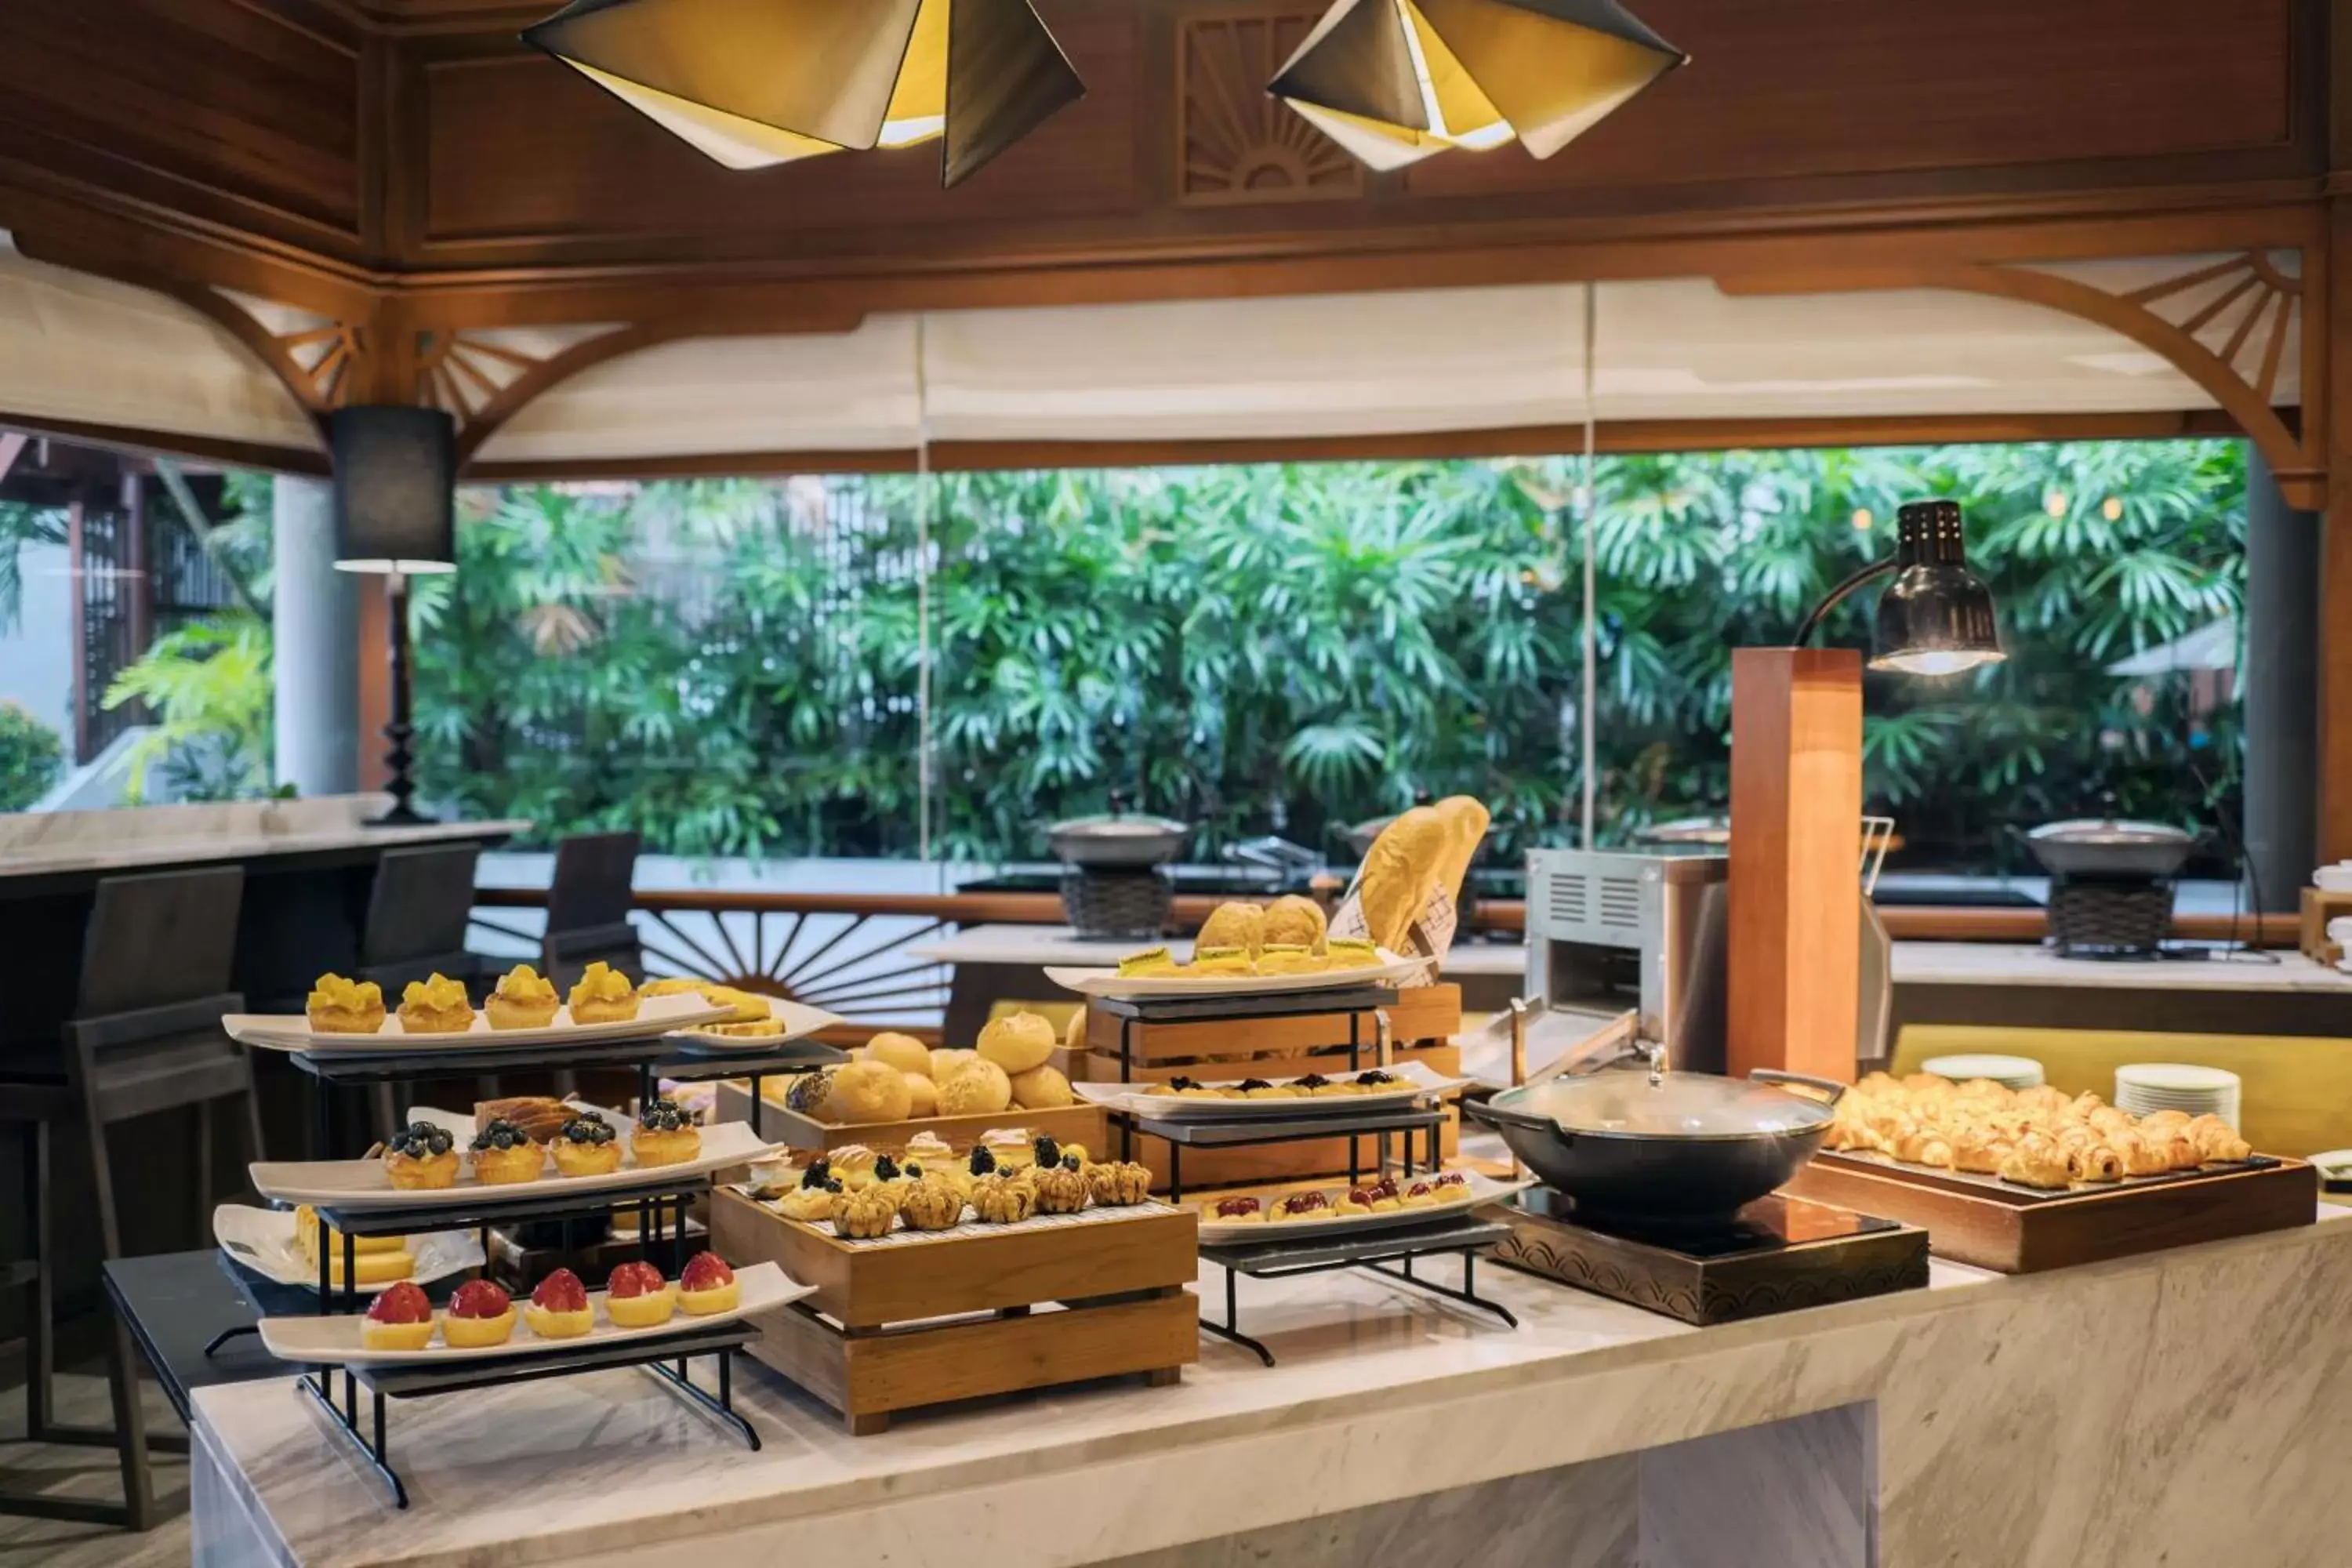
[
  {"left": 1252, "top": 944, "right": 1326, "bottom": 975},
  {"left": 441, "top": 1282, "right": 516, "bottom": 1348},
  {"left": 603, "top": 1262, "right": 676, "bottom": 1327},
  {"left": 1117, "top": 946, "right": 1177, "bottom": 977},
  {"left": 467, "top": 1119, "right": 546, "bottom": 1185},
  {"left": 394, "top": 972, "right": 474, "bottom": 1034},
  {"left": 677, "top": 1254, "right": 741, "bottom": 1316},
  {"left": 630, "top": 1098, "right": 702, "bottom": 1167},
  {"left": 1323, "top": 938, "right": 1380, "bottom": 969},
  {"left": 1186, "top": 946, "right": 1254, "bottom": 977},
  {"left": 307, "top": 974, "right": 385, "bottom": 1035},
  {"left": 566, "top": 960, "right": 640, "bottom": 1025},
  {"left": 523, "top": 1269, "right": 594, "bottom": 1339},
  {"left": 361, "top": 1283, "right": 436, "bottom": 1352},
  {"left": 485, "top": 964, "right": 559, "bottom": 1030},
  {"left": 550, "top": 1114, "right": 622, "bottom": 1177},
  {"left": 383, "top": 1123, "right": 459, "bottom": 1190}
]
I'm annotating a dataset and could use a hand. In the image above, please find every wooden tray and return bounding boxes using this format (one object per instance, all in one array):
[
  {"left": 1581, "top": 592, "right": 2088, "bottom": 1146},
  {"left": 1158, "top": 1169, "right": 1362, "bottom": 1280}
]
[
  {"left": 709, "top": 1189, "right": 1197, "bottom": 1433},
  {"left": 710, "top": 1080, "right": 1108, "bottom": 1162},
  {"left": 1782, "top": 1152, "right": 2316, "bottom": 1272}
]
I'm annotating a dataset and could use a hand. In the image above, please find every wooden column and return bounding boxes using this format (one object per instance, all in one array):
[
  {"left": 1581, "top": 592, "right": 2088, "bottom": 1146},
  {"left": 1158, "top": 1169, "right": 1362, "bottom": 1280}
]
[{"left": 1727, "top": 647, "right": 1861, "bottom": 1084}]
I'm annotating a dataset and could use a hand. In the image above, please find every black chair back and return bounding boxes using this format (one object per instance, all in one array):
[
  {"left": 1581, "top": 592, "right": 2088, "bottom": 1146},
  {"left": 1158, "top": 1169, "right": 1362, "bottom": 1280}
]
[
  {"left": 358, "top": 844, "right": 483, "bottom": 993},
  {"left": 542, "top": 833, "right": 642, "bottom": 989},
  {"left": 77, "top": 868, "right": 243, "bottom": 1018}
]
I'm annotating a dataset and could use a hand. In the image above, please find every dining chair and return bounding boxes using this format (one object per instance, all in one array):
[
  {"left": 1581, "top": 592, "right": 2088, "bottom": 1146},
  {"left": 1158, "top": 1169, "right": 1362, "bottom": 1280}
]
[{"left": 0, "top": 865, "right": 262, "bottom": 1530}]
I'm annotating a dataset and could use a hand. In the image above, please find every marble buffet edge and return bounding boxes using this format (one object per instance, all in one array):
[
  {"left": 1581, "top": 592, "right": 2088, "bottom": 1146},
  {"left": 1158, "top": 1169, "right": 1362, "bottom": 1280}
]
[{"left": 192, "top": 1208, "right": 2352, "bottom": 1568}]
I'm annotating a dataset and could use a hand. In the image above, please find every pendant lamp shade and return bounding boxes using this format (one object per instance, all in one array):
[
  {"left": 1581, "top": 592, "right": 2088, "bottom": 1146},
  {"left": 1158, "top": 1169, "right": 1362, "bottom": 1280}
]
[
  {"left": 328, "top": 406, "right": 457, "bottom": 576},
  {"left": 523, "top": 0, "right": 1084, "bottom": 187},
  {"left": 1270, "top": 0, "right": 1685, "bottom": 171}
]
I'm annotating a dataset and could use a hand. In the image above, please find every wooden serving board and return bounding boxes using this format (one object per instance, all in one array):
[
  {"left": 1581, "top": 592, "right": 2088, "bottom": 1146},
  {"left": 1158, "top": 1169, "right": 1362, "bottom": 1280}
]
[
  {"left": 1782, "top": 1152, "right": 2316, "bottom": 1273},
  {"left": 1083, "top": 983, "right": 1462, "bottom": 1067},
  {"left": 2300, "top": 887, "right": 2352, "bottom": 966},
  {"left": 709, "top": 1189, "right": 1197, "bottom": 1433},
  {"left": 710, "top": 1081, "right": 1107, "bottom": 1162}
]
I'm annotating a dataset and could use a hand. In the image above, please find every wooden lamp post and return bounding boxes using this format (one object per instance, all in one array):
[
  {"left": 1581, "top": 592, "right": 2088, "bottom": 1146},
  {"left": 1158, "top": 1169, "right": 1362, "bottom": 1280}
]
[{"left": 1728, "top": 499, "right": 2004, "bottom": 1083}]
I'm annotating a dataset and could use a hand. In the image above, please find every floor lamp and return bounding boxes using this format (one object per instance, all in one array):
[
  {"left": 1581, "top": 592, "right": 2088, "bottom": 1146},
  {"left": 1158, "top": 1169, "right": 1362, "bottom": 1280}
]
[
  {"left": 328, "top": 406, "right": 458, "bottom": 828},
  {"left": 1727, "top": 499, "right": 2004, "bottom": 1081}
]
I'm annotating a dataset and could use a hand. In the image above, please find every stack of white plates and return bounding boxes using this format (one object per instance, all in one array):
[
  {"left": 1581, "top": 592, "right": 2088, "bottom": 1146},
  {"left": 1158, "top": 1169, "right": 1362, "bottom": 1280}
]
[
  {"left": 1922, "top": 1053, "right": 2045, "bottom": 1091},
  {"left": 2315, "top": 862, "right": 2352, "bottom": 894},
  {"left": 2114, "top": 1063, "right": 2241, "bottom": 1130}
]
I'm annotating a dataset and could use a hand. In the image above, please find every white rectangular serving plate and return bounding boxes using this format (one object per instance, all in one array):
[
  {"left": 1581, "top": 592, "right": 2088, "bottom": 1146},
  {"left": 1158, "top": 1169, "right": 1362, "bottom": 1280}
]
[
  {"left": 225, "top": 993, "right": 728, "bottom": 1053},
  {"left": 248, "top": 1120, "right": 779, "bottom": 1209},
  {"left": 1073, "top": 1058, "right": 1466, "bottom": 1120},
  {"left": 1189, "top": 1168, "right": 1530, "bottom": 1243},
  {"left": 663, "top": 1000, "right": 844, "bottom": 1051},
  {"left": 1044, "top": 950, "right": 1421, "bottom": 1001},
  {"left": 212, "top": 1204, "right": 482, "bottom": 1294},
  {"left": 256, "top": 1261, "right": 808, "bottom": 1367}
]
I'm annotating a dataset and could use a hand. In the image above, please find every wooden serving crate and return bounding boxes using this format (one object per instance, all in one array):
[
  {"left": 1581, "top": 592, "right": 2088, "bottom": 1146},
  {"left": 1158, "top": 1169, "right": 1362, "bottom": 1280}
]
[
  {"left": 1082, "top": 984, "right": 1463, "bottom": 1192},
  {"left": 709, "top": 1188, "right": 1197, "bottom": 1433},
  {"left": 1782, "top": 1152, "right": 2316, "bottom": 1273},
  {"left": 2300, "top": 887, "right": 2352, "bottom": 966},
  {"left": 712, "top": 1078, "right": 1109, "bottom": 1163}
]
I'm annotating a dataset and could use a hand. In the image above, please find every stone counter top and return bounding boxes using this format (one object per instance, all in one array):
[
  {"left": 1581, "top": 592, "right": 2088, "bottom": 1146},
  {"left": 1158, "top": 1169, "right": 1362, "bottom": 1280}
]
[
  {"left": 0, "top": 795, "right": 529, "bottom": 882},
  {"left": 1891, "top": 940, "right": 2352, "bottom": 992},
  {"left": 191, "top": 1207, "right": 2352, "bottom": 1568}
]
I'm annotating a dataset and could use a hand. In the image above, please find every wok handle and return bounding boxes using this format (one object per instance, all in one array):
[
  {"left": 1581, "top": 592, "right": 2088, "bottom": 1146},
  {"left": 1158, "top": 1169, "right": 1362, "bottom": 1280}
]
[
  {"left": 1463, "top": 1097, "right": 1559, "bottom": 1136},
  {"left": 1748, "top": 1069, "right": 1848, "bottom": 1106}
]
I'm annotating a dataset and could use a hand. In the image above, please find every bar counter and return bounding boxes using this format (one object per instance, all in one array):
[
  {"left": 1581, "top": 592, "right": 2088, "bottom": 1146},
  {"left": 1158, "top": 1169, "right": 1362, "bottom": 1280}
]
[{"left": 190, "top": 1207, "right": 2352, "bottom": 1567}]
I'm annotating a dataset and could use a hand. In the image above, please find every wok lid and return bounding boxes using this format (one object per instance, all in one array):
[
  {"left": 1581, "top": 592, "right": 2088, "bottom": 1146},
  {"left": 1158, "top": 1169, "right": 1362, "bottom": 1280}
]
[
  {"left": 2028, "top": 818, "right": 2194, "bottom": 847},
  {"left": 1492, "top": 1068, "right": 1841, "bottom": 1138}
]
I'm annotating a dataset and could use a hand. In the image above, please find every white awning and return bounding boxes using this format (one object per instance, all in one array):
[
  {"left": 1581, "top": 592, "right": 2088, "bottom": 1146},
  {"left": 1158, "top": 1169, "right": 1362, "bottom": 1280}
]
[
  {"left": 0, "top": 233, "right": 322, "bottom": 459},
  {"left": 478, "top": 273, "right": 2259, "bottom": 466}
]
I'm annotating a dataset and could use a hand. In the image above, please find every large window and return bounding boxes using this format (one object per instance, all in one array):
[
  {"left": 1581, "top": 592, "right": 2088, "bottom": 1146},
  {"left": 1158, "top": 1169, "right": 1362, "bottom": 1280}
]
[{"left": 7, "top": 437, "right": 2247, "bottom": 884}]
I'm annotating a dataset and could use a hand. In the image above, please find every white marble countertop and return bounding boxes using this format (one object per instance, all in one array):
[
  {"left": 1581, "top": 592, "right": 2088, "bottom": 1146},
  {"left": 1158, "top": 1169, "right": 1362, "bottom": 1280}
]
[
  {"left": 909, "top": 924, "right": 1530, "bottom": 977},
  {"left": 191, "top": 1207, "right": 2352, "bottom": 1568},
  {"left": 0, "top": 795, "right": 530, "bottom": 880},
  {"left": 1891, "top": 941, "right": 2352, "bottom": 992}
]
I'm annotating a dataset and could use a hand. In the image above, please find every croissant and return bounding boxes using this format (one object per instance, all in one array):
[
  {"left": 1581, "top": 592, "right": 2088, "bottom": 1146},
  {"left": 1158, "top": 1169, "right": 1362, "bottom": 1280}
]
[
  {"left": 2147, "top": 1130, "right": 2202, "bottom": 1171},
  {"left": 2067, "top": 1141, "right": 2125, "bottom": 1183},
  {"left": 2138, "top": 1109, "right": 2192, "bottom": 1132},
  {"left": 1954, "top": 1077, "right": 2013, "bottom": 1105},
  {"left": 2186, "top": 1116, "right": 2252, "bottom": 1163},
  {"left": 1998, "top": 1133, "right": 2071, "bottom": 1191},
  {"left": 1856, "top": 1071, "right": 1903, "bottom": 1099},
  {"left": 1951, "top": 1127, "right": 2015, "bottom": 1174},
  {"left": 2114, "top": 1131, "right": 2172, "bottom": 1178},
  {"left": 2069, "top": 1091, "right": 2107, "bottom": 1118},
  {"left": 2085, "top": 1106, "right": 2136, "bottom": 1135},
  {"left": 2015, "top": 1085, "right": 2071, "bottom": 1116}
]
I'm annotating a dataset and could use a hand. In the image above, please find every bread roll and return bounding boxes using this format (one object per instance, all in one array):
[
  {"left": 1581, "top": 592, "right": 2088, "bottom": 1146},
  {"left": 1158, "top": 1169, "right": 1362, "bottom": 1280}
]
[
  {"left": 930, "top": 1047, "right": 978, "bottom": 1083},
  {"left": 903, "top": 1072, "right": 940, "bottom": 1117},
  {"left": 1261, "top": 894, "right": 1327, "bottom": 953},
  {"left": 1196, "top": 901, "right": 1267, "bottom": 959},
  {"left": 978, "top": 1011, "right": 1057, "bottom": 1075},
  {"left": 938, "top": 1058, "right": 1014, "bottom": 1116},
  {"left": 864, "top": 1031, "right": 931, "bottom": 1077},
  {"left": 1011, "top": 1063, "right": 1074, "bottom": 1110},
  {"left": 826, "top": 1061, "right": 914, "bottom": 1126}
]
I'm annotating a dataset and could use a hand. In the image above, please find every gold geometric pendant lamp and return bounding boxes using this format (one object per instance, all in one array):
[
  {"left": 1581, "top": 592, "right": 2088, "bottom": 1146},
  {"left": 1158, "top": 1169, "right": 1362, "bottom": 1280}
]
[
  {"left": 1269, "top": 0, "right": 1686, "bottom": 171},
  {"left": 523, "top": 0, "right": 1084, "bottom": 187}
]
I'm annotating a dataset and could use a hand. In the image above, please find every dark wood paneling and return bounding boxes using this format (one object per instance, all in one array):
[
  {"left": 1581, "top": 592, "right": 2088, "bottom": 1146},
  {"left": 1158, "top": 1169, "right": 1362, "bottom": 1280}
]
[
  {"left": 416, "top": 0, "right": 1140, "bottom": 252},
  {"left": 1408, "top": 0, "right": 2299, "bottom": 201},
  {"left": 0, "top": 0, "right": 363, "bottom": 246}
]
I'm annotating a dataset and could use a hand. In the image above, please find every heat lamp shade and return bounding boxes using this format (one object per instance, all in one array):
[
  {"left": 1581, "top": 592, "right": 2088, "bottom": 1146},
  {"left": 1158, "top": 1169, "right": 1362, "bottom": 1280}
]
[
  {"left": 328, "top": 406, "right": 457, "bottom": 577},
  {"left": 521, "top": 0, "right": 1083, "bottom": 188},
  {"left": 1870, "top": 499, "right": 2003, "bottom": 677},
  {"left": 1270, "top": 0, "right": 1685, "bottom": 171}
]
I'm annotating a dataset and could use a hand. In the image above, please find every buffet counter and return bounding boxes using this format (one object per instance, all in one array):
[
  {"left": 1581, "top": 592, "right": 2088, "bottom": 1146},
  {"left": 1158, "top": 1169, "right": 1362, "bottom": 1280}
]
[{"left": 190, "top": 1206, "right": 2352, "bottom": 1568}]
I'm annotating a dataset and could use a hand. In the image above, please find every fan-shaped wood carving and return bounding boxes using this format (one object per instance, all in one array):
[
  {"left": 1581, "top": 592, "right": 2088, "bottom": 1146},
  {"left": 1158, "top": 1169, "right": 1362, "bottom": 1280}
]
[{"left": 1178, "top": 12, "right": 1363, "bottom": 205}]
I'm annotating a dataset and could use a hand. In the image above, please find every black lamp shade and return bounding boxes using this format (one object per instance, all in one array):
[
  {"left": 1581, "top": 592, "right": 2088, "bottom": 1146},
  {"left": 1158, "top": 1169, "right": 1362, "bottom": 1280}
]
[
  {"left": 329, "top": 406, "right": 458, "bottom": 576},
  {"left": 1871, "top": 499, "right": 2003, "bottom": 677}
]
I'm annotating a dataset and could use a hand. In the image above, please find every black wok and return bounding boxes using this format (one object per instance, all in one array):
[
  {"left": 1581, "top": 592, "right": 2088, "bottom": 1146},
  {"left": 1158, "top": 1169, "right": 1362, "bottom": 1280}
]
[{"left": 1467, "top": 1068, "right": 1844, "bottom": 1228}]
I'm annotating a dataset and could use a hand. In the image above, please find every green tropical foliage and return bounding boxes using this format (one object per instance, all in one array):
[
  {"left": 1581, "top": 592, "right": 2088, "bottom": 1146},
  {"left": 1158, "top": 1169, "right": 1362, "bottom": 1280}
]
[
  {"left": 102, "top": 612, "right": 274, "bottom": 802},
  {"left": 396, "top": 439, "right": 2244, "bottom": 872},
  {"left": 0, "top": 500, "right": 70, "bottom": 636},
  {"left": 0, "top": 699, "right": 64, "bottom": 810}
]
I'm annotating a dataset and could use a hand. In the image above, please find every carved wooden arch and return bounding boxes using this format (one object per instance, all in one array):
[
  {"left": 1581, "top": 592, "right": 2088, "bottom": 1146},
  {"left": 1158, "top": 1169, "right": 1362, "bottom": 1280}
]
[
  {"left": 430, "top": 312, "right": 872, "bottom": 470},
  {"left": 1722, "top": 249, "right": 2316, "bottom": 506}
]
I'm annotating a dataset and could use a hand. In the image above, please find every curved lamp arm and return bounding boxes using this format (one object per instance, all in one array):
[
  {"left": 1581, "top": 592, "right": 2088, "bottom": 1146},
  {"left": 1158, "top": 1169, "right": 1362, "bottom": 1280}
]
[{"left": 1791, "top": 556, "right": 1894, "bottom": 648}]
